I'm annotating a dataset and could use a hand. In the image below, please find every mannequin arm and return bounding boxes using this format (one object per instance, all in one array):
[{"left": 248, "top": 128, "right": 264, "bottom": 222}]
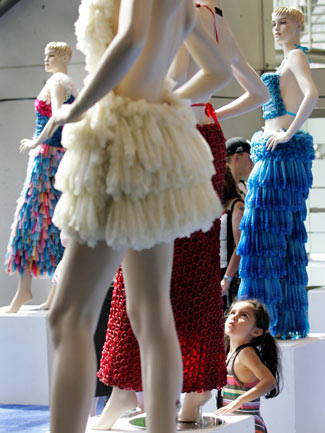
[
  {"left": 19, "top": 82, "right": 65, "bottom": 152},
  {"left": 215, "top": 39, "right": 269, "bottom": 120},
  {"left": 175, "top": 13, "right": 231, "bottom": 102},
  {"left": 266, "top": 50, "right": 318, "bottom": 150},
  {"left": 69, "top": 0, "right": 151, "bottom": 120},
  {"left": 282, "top": 50, "right": 318, "bottom": 140},
  {"left": 168, "top": 43, "right": 191, "bottom": 89}
]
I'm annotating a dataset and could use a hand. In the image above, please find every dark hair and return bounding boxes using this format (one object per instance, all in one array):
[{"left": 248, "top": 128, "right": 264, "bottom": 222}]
[
  {"left": 225, "top": 299, "right": 281, "bottom": 399},
  {"left": 222, "top": 165, "right": 242, "bottom": 207}
]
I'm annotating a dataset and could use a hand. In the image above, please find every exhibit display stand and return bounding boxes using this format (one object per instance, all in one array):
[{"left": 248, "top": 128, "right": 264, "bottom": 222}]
[
  {"left": 308, "top": 287, "right": 325, "bottom": 332},
  {"left": 261, "top": 334, "right": 325, "bottom": 433},
  {"left": 86, "top": 413, "right": 254, "bottom": 433},
  {"left": 0, "top": 306, "right": 53, "bottom": 405}
]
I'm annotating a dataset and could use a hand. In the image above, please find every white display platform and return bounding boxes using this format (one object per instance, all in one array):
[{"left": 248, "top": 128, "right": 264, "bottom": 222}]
[
  {"left": 308, "top": 287, "right": 325, "bottom": 332},
  {"left": 0, "top": 305, "right": 53, "bottom": 405},
  {"left": 261, "top": 334, "right": 325, "bottom": 433},
  {"left": 86, "top": 413, "right": 254, "bottom": 433}
]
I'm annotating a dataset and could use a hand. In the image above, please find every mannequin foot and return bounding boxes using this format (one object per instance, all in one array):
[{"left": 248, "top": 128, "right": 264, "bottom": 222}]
[
  {"left": 91, "top": 389, "right": 138, "bottom": 430},
  {"left": 38, "top": 301, "right": 51, "bottom": 311},
  {"left": 5, "top": 289, "right": 32, "bottom": 313},
  {"left": 178, "top": 391, "right": 212, "bottom": 423}
]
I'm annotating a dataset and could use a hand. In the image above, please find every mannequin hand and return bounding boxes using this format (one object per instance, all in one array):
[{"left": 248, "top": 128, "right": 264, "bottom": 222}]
[
  {"left": 266, "top": 129, "right": 290, "bottom": 151},
  {"left": 221, "top": 278, "right": 231, "bottom": 296},
  {"left": 19, "top": 138, "right": 37, "bottom": 153},
  {"left": 44, "top": 104, "right": 82, "bottom": 138},
  {"left": 215, "top": 398, "right": 241, "bottom": 416},
  {"left": 29, "top": 145, "right": 41, "bottom": 156}
]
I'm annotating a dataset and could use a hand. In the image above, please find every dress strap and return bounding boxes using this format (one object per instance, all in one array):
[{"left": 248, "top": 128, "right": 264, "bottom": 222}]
[
  {"left": 196, "top": 4, "right": 219, "bottom": 43},
  {"left": 294, "top": 43, "right": 311, "bottom": 63},
  {"left": 191, "top": 102, "right": 222, "bottom": 129}
]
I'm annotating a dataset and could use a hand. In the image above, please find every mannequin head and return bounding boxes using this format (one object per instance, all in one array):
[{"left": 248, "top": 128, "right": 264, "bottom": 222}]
[
  {"left": 272, "top": 7, "right": 303, "bottom": 47},
  {"left": 44, "top": 41, "right": 72, "bottom": 74}
]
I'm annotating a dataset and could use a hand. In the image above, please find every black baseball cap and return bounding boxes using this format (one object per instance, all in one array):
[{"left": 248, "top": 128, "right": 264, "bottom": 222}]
[{"left": 226, "top": 137, "right": 251, "bottom": 156}]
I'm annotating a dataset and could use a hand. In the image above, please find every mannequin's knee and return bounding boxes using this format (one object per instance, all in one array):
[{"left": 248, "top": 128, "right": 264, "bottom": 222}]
[
  {"left": 49, "top": 304, "right": 94, "bottom": 348},
  {"left": 126, "top": 291, "right": 170, "bottom": 340}
]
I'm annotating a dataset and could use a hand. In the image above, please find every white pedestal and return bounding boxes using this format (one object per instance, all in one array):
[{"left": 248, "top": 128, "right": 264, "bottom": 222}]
[
  {"left": 86, "top": 413, "right": 254, "bottom": 433},
  {"left": 308, "top": 287, "right": 325, "bottom": 332},
  {"left": 261, "top": 334, "right": 325, "bottom": 433},
  {"left": 0, "top": 305, "right": 53, "bottom": 405}
]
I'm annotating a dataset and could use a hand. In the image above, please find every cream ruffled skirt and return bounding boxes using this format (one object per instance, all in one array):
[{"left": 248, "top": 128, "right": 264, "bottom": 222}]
[{"left": 53, "top": 86, "right": 222, "bottom": 250}]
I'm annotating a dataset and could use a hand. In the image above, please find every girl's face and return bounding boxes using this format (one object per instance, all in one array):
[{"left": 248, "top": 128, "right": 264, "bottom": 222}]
[
  {"left": 44, "top": 48, "right": 66, "bottom": 73},
  {"left": 225, "top": 302, "right": 261, "bottom": 341},
  {"left": 272, "top": 13, "right": 301, "bottom": 45}
]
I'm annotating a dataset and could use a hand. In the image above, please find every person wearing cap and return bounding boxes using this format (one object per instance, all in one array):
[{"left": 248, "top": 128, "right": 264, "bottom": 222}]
[{"left": 220, "top": 137, "right": 253, "bottom": 309}]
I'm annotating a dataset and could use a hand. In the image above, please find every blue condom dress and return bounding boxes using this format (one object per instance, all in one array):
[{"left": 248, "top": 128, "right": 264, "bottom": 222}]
[{"left": 237, "top": 50, "right": 315, "bottom": 338}]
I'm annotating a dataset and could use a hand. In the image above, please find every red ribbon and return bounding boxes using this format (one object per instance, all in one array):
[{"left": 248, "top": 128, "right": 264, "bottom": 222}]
[
  {"left": 196, "top": 4, "right": 219, "bottom": 43},
  {"left": 192, "top": 102, "right": 221, "bottom": 129}
]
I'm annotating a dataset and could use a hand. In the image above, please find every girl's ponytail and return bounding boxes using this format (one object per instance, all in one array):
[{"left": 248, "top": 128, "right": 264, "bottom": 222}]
[{"left": 253, "top": 331, "right": 281, "bottom": 398}]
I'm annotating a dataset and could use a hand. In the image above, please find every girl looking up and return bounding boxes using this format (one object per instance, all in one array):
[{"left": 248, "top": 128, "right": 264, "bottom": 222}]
[{"left": 216, "top": 300, "right": 281, "bottom": 433}]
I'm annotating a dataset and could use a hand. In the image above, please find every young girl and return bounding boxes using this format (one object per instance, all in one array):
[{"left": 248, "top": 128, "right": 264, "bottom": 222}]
[{"left": 216, "top": 300, "right": 281, "bottom": 433}]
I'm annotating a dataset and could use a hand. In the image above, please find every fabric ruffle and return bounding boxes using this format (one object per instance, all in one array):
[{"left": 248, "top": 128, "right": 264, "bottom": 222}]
[
  {"left": 97, "top": 122, "right": 227, "bottom": 392},
  {"left": 238, "top": 130, "right": 314, "bottom": 338},
  {"left": 5, "top": 145, "right": 65, "bottom": 277},
  {"left": 53, "top": 88, "right": 222, "bottom": 250}
]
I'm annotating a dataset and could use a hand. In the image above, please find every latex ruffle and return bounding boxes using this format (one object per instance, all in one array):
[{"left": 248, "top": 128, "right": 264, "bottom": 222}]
[
  {"left": 97, "top": 122, "right": 227, "bottom": 392},
  {"left": 238, "top": 130, "right": 314, "bottom": 338},
  {"left": 5, "top": 145, "right": 65, "bottom": 277},
  {"left": 75, "top": 0, "right": 115, "bottom": 73},
  {"left": 53, "top": 87, "right": 222, "bottom": 250}
]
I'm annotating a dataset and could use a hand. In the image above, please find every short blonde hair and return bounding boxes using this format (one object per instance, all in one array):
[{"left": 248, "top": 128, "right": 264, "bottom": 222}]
[
  {"left": 273, "top": 7, "right": 304, "bottom": 25},
  {"left": 45, "top": 41, "right": 72, "bottom": 60}
]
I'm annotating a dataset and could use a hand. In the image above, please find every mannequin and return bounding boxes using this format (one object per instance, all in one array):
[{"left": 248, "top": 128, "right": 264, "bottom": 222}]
[
  {"left": 4, "top": 42, "right": 77, "bottom": 314},
  {"left": 237, "top": 7, "right": 319, "bottom": 338},
  {"left": 95, "top": 0, "right": 270, "bottom": 428},
  {"left": 42, "top": 1, "right": 234, "bottom": 433}
]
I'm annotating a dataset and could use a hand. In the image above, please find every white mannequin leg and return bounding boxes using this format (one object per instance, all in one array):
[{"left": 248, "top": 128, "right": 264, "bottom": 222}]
[
  {"left": 178, "top": 391, "right": 212, "bottom": 422},
  {"left": 49, "top": 240, "right": 181, "bottom": 433},
  {"left": 49, "top": 240, "right": 126, "bottom": 433},
  {"left": 5, "top": 273, "right": 32, "bottom": 313},
  {"left": 123, "top": 243, "right": 182, "bottom": 433},
  {"left": 92, "top": 387, "right": 138, "bottom": 430}
]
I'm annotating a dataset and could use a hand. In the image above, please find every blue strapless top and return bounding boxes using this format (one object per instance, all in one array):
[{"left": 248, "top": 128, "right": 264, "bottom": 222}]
[
  {"left": 261, "top": 45, "right": 309, "bottom": 120},
  {"left": 261, "top": 72, "right": 292, "bottom": 120}
]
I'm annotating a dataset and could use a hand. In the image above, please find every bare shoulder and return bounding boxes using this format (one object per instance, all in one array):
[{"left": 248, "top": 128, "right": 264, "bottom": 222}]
[
  {"left": 287, "top": 48, "right": 309, "bottom": 66},
  {"left": 237, "top": 346, "right": 260, "bottom": 365}
]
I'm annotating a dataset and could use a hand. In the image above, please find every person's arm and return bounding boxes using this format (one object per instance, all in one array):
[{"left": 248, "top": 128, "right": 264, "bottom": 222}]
[
  {"left": 214, "top": 36, "right": 269, "bottom": 121},
  {"left": 266, "top": 49, "right": 318, "bottom": 150},
  {"left": 175, "top": 8, "right": 231, "bottom": 103},
  {"left": 19, "top": 80, "right": 65, "bottom": 152},
  {"left": 221, "top": 200, "right": 244, "bottom": 295},
  {"left": 215, "top": 347, "right": 276, "bottom": 415}
]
